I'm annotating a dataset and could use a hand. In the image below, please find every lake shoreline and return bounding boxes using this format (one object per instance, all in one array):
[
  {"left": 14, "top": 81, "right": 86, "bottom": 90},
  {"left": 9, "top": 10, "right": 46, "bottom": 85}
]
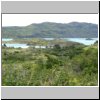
[{"left": 2, "top": 38, "right": 98, "bottom": 48}]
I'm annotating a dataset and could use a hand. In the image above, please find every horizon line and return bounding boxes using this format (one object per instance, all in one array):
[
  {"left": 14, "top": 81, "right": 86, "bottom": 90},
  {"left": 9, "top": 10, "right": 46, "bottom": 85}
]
[{"left": 2, "top": 21, "right": 98, "bottom": 27}]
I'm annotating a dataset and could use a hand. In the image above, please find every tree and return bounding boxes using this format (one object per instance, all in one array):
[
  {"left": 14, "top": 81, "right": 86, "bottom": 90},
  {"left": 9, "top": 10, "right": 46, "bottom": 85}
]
[
  {"left": 94, "top": 40, "right": 98, "bottom": 45},
  {"left": 3, "top": 44, "right": 7, "bottom": 47},
  {"left": 54, "top": 44, "right": 61, "bottom": 50}
]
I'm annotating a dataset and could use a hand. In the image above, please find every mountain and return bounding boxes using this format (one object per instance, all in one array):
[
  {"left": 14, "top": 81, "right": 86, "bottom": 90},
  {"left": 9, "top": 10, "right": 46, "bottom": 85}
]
[{"left": 2, "top": 22, "right": 98, "bottom": 38}]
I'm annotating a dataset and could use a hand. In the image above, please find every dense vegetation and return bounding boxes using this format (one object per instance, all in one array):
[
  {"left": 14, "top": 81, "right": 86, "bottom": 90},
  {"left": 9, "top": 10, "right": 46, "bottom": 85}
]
[
  {"left": 2, "top": 22, "right": 98, "bottom": 38},
  {"left": 2, "top": 40, "right": 98, "bottom": 86}
]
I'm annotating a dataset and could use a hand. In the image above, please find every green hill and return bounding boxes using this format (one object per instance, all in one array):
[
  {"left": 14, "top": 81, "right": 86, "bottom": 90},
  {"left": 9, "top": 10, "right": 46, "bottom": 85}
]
[{"left": 2, "top": 22, "right": 98, "bottom": 38}]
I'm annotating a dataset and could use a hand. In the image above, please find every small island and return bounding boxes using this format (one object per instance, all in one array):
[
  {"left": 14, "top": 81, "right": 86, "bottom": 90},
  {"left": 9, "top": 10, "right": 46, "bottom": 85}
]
[{"left": 86, "top": 38, "right": 93, "bottom": 40}]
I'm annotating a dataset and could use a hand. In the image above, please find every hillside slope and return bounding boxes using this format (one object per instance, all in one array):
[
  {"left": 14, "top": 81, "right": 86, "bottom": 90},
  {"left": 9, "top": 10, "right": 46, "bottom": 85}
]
[{"left": 2, "top": 22, "right": 98, "bottom": 38}]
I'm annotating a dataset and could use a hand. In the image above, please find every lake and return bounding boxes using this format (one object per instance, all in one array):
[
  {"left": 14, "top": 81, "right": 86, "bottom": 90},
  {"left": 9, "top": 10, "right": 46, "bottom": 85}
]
[
  {"left": 2, "top": 38, "right": 98, "bottom": 48},
  {"left": 43, "top": 38, "right": 98, "bottom": 45},
  {"left": 65, "top": 38, "right": 98, "bottom": 45},
  {"left": 2, "top": 43, "right": 29, "bottom": 48},
  {"left": 2, "top": 38, "right": 13, "bottom": 41}
]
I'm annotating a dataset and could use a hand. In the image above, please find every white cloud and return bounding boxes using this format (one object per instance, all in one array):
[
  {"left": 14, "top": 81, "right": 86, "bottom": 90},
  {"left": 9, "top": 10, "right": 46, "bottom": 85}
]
[{"left": 2, "top": 14, "right": 99, "bottom": 26}]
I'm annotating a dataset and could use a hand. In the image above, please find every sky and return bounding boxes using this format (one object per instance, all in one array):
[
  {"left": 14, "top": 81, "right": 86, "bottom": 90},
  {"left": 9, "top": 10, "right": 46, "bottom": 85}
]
[{"left": 2, "top": 14, "right": 99, "bottom": 26}]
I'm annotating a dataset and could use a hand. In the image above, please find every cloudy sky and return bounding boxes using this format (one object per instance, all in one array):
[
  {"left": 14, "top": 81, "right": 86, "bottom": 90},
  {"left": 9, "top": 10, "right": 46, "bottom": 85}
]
[{"left": 2, "top": 14, "right": 99, "bottom": 26}]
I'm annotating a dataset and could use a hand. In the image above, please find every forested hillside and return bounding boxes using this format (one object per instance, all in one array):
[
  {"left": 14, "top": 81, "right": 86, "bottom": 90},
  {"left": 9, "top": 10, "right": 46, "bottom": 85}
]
[{"left": 2, "top": 22, "right": 98, "bottom": 38}]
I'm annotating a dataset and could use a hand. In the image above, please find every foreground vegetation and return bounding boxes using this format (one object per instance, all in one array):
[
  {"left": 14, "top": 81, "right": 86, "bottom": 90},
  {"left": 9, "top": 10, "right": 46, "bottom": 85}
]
[{"left": 2, "top": 40, "right": 98, "bottom": 86}]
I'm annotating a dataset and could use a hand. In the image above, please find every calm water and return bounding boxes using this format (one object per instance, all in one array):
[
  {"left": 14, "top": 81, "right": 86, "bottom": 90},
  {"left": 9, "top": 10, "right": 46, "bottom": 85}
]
[
  {"left": 2, "top": 38, "right": 98, "bottom": 48},
  {"left": 44, "top": 38, "right": 98, "bottom": 45},
  {"left": 65, "top": 38, "right": 98, "bottom": 45},
  {"left": 2, "top": 38, "right": 13, "bottom": 41},
  {"left": 2, "top": 43, "right": 29, "bottom": 48}
]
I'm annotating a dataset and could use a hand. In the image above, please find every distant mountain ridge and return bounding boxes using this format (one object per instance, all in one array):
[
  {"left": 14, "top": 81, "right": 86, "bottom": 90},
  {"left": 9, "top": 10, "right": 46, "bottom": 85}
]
[{"left": 2, "top": 22, "right": 98, "bottom": 38}]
